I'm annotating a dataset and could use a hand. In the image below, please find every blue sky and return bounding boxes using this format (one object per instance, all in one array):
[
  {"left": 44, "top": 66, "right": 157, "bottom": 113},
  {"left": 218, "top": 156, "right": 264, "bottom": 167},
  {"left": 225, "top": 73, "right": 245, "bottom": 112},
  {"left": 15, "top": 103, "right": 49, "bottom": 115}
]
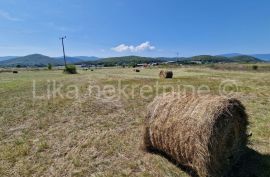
[{"left": 0, "top": 0, "right": 270, "bottom": 57}]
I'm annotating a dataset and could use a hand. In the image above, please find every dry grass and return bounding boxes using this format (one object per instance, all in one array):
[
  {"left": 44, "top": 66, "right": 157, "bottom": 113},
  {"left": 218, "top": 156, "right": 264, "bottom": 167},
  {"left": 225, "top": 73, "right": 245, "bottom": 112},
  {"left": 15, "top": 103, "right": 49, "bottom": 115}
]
[{"left": 0, "top": 68, "right": 269, "bottom": 177}]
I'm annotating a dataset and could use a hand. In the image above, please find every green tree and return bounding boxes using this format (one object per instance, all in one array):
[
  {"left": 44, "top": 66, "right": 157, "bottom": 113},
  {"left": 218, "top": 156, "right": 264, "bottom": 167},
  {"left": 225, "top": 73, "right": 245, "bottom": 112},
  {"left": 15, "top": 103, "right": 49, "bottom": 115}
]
[{"left": 48, "top": 63, "right": 52, "bottom": 70}]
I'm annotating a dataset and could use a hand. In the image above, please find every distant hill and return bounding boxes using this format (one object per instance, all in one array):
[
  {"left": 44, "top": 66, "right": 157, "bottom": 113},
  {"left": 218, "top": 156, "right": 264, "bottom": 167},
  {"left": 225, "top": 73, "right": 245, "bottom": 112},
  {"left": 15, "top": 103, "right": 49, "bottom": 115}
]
[
  {"left": 74, "top": 56, "right": 99, "bottom": 61},
  {"left": 219, "top": 53, "right": 270, "bottom": 61},
  {"left": 79, "top": 56, "right": 165, "bottom": 66},
  {"left": 156, "top": 57, "right": 186, "bottom": 61},
  {"left": 0, "top": 54, "right": 63, "bottom": 67},
  {"left": 229, "top": 55, "right": 262, "bottom": 63},
  {"left": 79, "top": 55, "right": 262, "bottom": 66},
  {"left": 55, "top": 56, "right": 99, "bottom": 64},
  {"left": 0, "top": 54, "right": 263, "bottom": 67},
  {"left": 188, "top": 55, "right": 229, "bottom": 63},
  {"left": 0, "top": 56, "right": 18, "bottom": 62},
  {"left": 251, "top": 54, "right": 270, "bottom": 61},
  {"left": 218, "top": 53, "right": 243, "bottom": 58},
  {"left": 55, "top": 56, "right": 84, "bottom": 64},
  {"left": 0, "top": 54, "right": 100, "bottom": 67},
  {"left": 186, "top": 55, "right": 261, "bottom": 63}
]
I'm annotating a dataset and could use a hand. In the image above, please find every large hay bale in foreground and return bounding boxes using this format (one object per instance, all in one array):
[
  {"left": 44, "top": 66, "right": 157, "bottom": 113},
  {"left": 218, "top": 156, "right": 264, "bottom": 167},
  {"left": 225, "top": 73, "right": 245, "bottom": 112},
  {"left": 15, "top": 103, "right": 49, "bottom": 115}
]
[
  {"left": 159, "top": 70, "right": 173, "bottom": 78},
  {"left": 143, "top": 93, "right": 248, "bottom": 177}
]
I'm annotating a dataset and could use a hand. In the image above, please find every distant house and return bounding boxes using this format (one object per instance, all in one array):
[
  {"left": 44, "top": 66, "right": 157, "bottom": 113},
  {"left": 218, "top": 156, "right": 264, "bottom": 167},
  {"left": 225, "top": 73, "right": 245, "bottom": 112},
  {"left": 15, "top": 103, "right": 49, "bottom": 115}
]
[
  {"left": 136, "top": 63, "right": 148, "bottom": 67},
  {"left": 162, "top": 61, "right": 177, "bottom": 64},
  {"left": 167, "top": 61, "right": 177, "bottom": 63},
  {"left": 81, "top": 64, "right": 88, "bottom": 68},
  {"left": 96, "top": 64, "right": 104, "bottom": 68},
  {"left": 191, "top": 61, "right": 202, "bottom": 64},
  {"left": 150, "top": 63, "right": 158, "bottom": 66}
]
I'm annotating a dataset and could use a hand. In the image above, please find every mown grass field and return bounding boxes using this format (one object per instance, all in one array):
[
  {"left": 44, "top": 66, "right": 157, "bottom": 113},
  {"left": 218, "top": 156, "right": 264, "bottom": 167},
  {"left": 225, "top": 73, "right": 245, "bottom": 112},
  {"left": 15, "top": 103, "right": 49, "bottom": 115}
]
[{"left": 0, "top": 67, "right": 270, "bottom": 177}]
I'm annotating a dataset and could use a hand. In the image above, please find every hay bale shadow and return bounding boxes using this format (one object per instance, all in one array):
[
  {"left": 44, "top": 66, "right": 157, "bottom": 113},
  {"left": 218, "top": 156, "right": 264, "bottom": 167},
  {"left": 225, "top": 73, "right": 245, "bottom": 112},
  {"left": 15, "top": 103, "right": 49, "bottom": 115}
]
[
  {"left": 227, "top": 147, "right": 270, "bottom": 177},
  {"left": 146, "top": 147, "right": 270, "bottom": 177}
]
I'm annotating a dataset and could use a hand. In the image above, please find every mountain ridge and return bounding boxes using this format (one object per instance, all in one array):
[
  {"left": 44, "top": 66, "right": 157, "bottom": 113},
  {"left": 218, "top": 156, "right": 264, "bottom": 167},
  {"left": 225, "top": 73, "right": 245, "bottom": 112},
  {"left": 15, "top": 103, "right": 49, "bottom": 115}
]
[
  {"left": 219, "top": 53, "right": 270, "bottom": 61},
  {"left": 0, "top": 54, "right": 100, "bottom": 67},
  {"left": 0, "top": 54, "right": 63, "bottom": 67},
  {"left": 0, "top": 56, "right": 18, "bottom": 62},
  {"left": 0, "top": 54, "right": 265, "bottom": 67},
  {"left": 78, "top": 55, "right": 262, "bottom": 66}
]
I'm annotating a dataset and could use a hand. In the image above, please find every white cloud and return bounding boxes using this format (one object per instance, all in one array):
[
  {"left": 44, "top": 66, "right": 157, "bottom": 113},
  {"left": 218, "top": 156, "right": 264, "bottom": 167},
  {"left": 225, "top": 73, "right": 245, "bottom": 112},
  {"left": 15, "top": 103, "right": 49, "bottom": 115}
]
[
  {"left": 0, "top": 10, "right": 21, "bottom": 21},
  {"left": 112, "top": 41, "right": 155, "bottom": 52},
  {"left": 112, "top": 44, "right": 130, "bottom": 52}
]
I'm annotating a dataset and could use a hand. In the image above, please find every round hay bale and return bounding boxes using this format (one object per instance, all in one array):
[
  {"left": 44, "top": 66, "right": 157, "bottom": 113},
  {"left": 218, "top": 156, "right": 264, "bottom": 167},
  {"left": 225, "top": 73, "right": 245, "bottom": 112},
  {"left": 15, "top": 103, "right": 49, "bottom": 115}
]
[
  {"left": 13, "top": 71, "right": 18, "bottom": 74},
  {"left": 134, "top": 69, "right": 140, "bottom": 72},
  {"left": 143, "top": 93, "right": 249, "bottom": 177},
  {"left": 159, "top": 70, "right": 173, "bottom": 78},
  {"left": 159, "top": 70, "right": 165, "bottom": 78}
]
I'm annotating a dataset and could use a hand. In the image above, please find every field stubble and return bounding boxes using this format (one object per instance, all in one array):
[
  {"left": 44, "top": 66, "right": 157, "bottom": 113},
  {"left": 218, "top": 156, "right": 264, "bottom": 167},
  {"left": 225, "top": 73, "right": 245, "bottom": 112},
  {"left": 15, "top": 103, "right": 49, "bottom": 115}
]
[{"left": 0, "top": 67, "right": 269, "bottom": 177}]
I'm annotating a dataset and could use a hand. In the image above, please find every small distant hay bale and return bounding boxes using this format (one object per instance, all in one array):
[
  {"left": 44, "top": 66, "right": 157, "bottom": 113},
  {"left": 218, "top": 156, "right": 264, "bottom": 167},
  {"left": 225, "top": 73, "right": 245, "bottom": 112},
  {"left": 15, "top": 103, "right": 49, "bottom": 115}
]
[
  {"left": 13, "top": 71, "right": 18, "bottom": 74},
  {"left": 134, "top": 69, "right": 140, "bottom": 72},
  {"left": 143, "top": 93, "right": 249, "bottom": 177},
  {"left": 91, "top": 69, "right": 94, "bottom": 71},
  {"left": 159, "top": 70, "right": 173, "bottom": 78}
]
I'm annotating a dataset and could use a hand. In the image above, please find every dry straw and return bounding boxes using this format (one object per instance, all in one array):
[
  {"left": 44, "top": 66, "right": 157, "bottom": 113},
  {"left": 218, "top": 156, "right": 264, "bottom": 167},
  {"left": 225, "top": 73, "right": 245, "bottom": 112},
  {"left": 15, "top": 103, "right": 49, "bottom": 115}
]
[
  {"left": 143, "top": 92, "right": 249, "bottom": 177},
  {"left": 159, "top": 70, "right": 173, "bottom": 78}
]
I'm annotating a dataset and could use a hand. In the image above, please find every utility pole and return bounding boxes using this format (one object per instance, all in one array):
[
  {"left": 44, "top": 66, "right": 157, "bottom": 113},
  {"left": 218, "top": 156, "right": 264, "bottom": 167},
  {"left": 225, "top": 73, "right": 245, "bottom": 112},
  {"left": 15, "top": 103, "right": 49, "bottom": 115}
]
[{"left": 60, "top": 36, "right": 67, "bottom": 67}]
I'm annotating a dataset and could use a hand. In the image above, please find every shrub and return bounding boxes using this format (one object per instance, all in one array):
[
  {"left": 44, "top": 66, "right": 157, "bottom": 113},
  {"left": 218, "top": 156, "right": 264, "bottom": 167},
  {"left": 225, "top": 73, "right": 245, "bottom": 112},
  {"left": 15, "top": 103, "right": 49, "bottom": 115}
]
[
  {"left": 64, "top": 65, "right": 77, "bottom": 74},
  {"left": 48, "top": 63, "right": 52, "bottom": 70},
  {"left": 252, "top": 65, "right": 258, "bottom": 70}
]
